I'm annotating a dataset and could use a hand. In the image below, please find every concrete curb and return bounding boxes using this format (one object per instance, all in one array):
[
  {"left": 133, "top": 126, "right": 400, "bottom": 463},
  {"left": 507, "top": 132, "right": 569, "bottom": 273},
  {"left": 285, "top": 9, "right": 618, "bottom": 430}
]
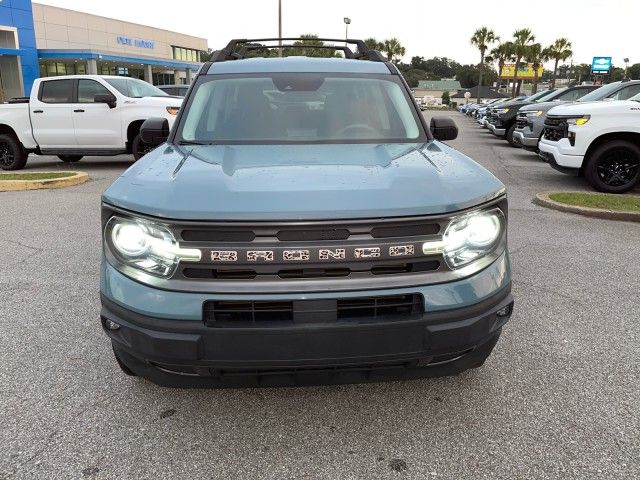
[
  {"left": 534, "top": 191, "right": 640, "bottom": 223},
  {"left": 0, "top": 172, "right": 89, "bottom": 192}
]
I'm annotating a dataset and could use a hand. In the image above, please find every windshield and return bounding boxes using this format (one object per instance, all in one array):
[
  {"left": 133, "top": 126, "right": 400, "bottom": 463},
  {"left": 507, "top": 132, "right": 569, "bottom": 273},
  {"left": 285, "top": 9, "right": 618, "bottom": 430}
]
[
  {"left": 176, "top": 73, "right": 425, "bottom": 144},
  {"left": 104, "top": 78, "right": 167, "bottom": 98},
  {"left": 630, "top": 92, "right": 640, "bottom": 102},
  {"left": 577, "top": 82, "right": 622, "bottom": 102},
  {"left": 526, "top": 89, "right": 555, "bottom": 102}
]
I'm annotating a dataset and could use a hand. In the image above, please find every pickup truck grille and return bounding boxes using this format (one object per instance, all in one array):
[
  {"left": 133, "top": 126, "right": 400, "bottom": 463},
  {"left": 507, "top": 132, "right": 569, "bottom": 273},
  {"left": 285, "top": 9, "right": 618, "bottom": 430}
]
[
  {"left": 174, "top": 218, "right": 445, "bottom": 283},
  {"left": 515, "top": 112, "right": 528, "bottom": 130},
  {"left": 543, "top": 116, "right": 568, "bottom": 141}
]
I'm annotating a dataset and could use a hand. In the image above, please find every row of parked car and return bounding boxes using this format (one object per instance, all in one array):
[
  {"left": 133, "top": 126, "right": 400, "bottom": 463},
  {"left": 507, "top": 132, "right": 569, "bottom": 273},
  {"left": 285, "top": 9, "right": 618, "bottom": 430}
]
[{"left": 461, "top": 80, "right": 640, "bottom": 193}]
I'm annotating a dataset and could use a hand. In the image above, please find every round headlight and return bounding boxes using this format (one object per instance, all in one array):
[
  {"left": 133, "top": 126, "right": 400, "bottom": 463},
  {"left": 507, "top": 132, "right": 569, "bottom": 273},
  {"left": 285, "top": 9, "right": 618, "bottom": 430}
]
[
  {"left": 465, "top": 214, "right": 501, "bottom": 248},
  {"left": 111, "top": 223, "right": 148, "bottom": 256},
  {"left": 442, "top": 210, "right": 505, "bottom": 268}
]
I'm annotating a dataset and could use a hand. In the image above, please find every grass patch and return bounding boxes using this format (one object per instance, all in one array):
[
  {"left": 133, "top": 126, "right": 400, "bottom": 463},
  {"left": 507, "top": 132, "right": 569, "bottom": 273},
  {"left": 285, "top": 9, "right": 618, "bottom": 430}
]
[
  {"left": 549, "top": 192, "right": 640, "bottom": 213},
  {"left": 0, "top": 172, "right": 76, "bottom": 181}
]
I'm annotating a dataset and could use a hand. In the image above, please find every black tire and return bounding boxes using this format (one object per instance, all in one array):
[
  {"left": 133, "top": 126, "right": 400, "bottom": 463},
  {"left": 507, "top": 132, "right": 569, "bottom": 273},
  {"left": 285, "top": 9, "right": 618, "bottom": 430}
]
[
  {"left": 132, "top": 133, "right": 155, "bottom": 161},
  {"left": 0, "top": 134, "right": 28, "bottom": 171},
  {"left": 584, "top": 140, "right": 640, "bottom": 193},
  {"left": 112, "top": 345, "right": 137, "bottom": 377},
  {"left": 506, "top": 124, "right": 517, "bottom": 147},
  {"left": 57, "top": 154, "right": 83, "bottom": 163}
]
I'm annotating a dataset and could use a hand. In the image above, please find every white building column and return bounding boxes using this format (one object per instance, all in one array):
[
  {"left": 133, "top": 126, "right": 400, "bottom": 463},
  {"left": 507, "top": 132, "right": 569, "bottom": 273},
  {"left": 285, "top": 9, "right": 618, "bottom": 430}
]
[
  {"left": 186, "top": 68, "right": 193, "bottom": 85},
  {"left": 143, "top": 64, "right": 153, "bottom": 84},
  {"left": 87, "top": 58, "right": 98, "bottom": 75},
  {"left": 173, "top": 69, "right": 181, "bottom": 85}
]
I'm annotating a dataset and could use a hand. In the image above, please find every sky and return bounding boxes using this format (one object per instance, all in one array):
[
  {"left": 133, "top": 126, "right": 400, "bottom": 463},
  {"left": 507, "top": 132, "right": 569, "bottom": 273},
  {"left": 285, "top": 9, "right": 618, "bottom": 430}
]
[{"left": 37, "top": 0, "right": 638, "bottom": 69}]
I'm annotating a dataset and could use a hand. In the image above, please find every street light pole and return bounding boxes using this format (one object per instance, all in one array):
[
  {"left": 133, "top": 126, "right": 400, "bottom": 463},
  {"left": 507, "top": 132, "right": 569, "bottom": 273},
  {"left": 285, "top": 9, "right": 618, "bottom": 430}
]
[
  {"left": 278, "top": 0, "right": 283, "bottom": 57},
  {"left": 343, "top": 17, "right": 351, "bottom": 44}
]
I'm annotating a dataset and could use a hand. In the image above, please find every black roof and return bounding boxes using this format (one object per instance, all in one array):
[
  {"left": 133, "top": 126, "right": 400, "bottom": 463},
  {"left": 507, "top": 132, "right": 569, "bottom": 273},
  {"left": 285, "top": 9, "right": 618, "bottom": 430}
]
[{"left": 451, "top": 86, "right": 509, "bottom": 99}]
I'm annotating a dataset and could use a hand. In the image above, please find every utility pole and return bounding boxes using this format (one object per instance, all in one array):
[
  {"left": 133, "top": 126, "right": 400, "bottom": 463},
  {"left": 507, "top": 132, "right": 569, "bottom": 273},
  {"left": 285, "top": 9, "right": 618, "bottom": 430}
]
[{"left": 278, "top": 0, "right": 283, "bottom": 57}]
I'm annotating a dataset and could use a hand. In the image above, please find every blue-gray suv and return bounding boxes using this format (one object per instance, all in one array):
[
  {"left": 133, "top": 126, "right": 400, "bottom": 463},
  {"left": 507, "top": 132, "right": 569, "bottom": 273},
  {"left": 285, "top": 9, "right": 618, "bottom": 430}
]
[{"left": 100, "top": 39, "right": 513, "bottom": 387}]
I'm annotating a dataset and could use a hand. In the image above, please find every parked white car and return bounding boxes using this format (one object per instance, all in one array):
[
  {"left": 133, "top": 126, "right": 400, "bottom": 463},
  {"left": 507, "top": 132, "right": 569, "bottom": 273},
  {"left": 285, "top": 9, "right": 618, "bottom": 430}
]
[
  {"left": 0, "top": 75, "right": 181, "bottom": 170},
  {"left": 538, "top": 94, "right": 640, "bottom": 193}
]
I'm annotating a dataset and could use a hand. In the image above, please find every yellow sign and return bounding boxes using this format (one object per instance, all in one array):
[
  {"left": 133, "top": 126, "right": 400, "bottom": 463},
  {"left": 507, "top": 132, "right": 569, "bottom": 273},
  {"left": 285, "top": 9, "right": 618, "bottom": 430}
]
[{"left": 500, "top": 63, "right": 544, "bottom": 80}]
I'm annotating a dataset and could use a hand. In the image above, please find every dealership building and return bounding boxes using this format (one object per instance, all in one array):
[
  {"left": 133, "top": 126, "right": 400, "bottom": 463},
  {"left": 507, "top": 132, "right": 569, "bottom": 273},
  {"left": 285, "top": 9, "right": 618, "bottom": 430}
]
[{"left": 0, "top": 0, "right": 207, "bottom": 100}]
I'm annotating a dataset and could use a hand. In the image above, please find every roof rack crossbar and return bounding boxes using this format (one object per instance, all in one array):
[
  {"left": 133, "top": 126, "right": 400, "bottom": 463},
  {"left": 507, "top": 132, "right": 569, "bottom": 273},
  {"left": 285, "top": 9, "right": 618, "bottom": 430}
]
[
  {"left": 212, "top": 38, "right": 386, "bottom": 63},
  {"left": 238, "top": 44, "right": 357, "bottom": 59}
]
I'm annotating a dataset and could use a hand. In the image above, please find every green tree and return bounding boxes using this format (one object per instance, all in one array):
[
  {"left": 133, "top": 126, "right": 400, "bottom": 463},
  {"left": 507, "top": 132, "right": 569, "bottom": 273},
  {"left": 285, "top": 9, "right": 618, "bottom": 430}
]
[
  {"left": 456, "top": 64, "right": 498, "bottom": 88},
  {"left": 364, "top": 38, "right": 384, "bottom": 51},
  {"left": 546, "top": 38, "right": 573, "bottom": 88},
  {"left": 283, "top": 34, "right": 340, "bottom": 58},
  {"left": 511, "top": 28, "right": 536, "bottom": 97},
  {"left": 470, "top": 27, "right": 499, "bottom": 102},
  {"left": 441, "top": 91, "right": 450, "bottom": 105},
  {"left": 628, "top": 63, "right": 640, "bottom": 80},
  {"left": 489, "top": 42, "right": 514, "bottom": 88},
  {"left": 423, "top": 57, "right": 461, "bottom": 78},
  {"left": 526, "top": 43, "right": 549, "bottom": 93},
  {"left": 382, "top": 38, "right": 406, "bottom": 62}
]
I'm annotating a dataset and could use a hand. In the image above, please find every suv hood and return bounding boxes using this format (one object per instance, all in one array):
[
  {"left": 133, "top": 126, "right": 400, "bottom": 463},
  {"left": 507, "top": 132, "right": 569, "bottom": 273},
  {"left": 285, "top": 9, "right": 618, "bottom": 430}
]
[
  {"left": 520, "top": 100, "right": 569, "bottom": 113},
  {"left": 103, "top": 142, "right": 504, "bottom": 221},
  {"left": 547, "top": 100, "right": 638, "bottom": 116}
]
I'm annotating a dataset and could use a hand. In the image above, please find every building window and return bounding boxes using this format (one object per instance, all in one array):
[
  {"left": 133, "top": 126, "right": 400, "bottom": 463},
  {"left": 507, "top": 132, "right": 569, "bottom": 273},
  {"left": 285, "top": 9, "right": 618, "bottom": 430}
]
[{"left": 172, "top": 46, "right": 201, "bottom": 62}]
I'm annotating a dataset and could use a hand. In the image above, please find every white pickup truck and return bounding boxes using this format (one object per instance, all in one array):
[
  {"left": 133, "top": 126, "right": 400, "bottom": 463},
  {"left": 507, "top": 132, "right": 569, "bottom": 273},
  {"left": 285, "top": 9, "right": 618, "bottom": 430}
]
[
  {"left": 538, "top": 94, "right": 640, "bottom": 193},
  {"left": 0, "top": 75, "right": 182, "bottom": 170}
]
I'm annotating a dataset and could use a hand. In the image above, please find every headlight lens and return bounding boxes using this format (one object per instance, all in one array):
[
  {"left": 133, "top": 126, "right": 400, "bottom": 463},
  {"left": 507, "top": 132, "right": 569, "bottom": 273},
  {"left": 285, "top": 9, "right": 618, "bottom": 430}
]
[
  {"left": 105, "top": 217, "right": 201, "bottom": 277},
  {"left": 527, "top": 110, "right": 544, "bottom": 117},
  {"left": 496, "top": 108, "right": 510, "bottom": 114},
  {"left": 566, "top": 115, "right": 590, "bottom": 126},
  {"left": 441, "top": 209, "right": 505, "bottom": 268},
  {"left": 166, "top": 106, "right": 180, "bottom": 115}
]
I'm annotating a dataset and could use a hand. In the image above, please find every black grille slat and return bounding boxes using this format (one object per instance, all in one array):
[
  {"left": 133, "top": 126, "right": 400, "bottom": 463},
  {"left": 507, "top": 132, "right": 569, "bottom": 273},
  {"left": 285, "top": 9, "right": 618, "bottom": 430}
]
[
  {"left": 543, "top": 117, "right": 569, "bottom": 141},
  {"left": 371, "top": 223, "right": 439, "bottom": 238},
  {"left": 204, "top": 294, "right": 423, "bottom": 326},
  {"left": 181, "top": 230, "right": 256, "bottom": 242},
  {"left": 277, "top": 229, "right": 350, "bottom": 241}
]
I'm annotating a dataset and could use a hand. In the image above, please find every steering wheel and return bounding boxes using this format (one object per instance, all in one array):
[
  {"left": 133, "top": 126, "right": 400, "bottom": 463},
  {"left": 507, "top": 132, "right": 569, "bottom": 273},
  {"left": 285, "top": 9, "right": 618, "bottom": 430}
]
[{"left": 335, "top": 124, "right": 380, "bottom": 138}]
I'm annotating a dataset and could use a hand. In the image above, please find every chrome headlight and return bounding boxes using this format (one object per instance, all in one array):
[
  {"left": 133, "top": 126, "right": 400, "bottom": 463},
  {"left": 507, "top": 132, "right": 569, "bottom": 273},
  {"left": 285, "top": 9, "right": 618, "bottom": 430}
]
[
  {"left": 440, "top": 209, "right": 506, "bottom": 268},
  {"left": 495, "top": 108, "right": 510, "bottom": 115},
  {"left": 527, "top": 110, "right": 544, "bottom": 117},
  {"left": 565, "top": 115, "right": 590, "bottom": 126},
  {"left": 104, "top": 216, "right": 200, "bottom": 277}
]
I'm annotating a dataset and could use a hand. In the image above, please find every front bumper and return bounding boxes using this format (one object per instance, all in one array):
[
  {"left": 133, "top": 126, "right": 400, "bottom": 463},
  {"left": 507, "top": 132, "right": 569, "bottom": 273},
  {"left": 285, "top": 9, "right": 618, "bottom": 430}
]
[
  {"left": 538, "top": 140, "right": 584, "bottom": 175},
  {"left": 488, "top": 122, "right": 506, "bottom": 136},
  {"left": 101, "top": 254, "right": 513, "bottom": 386},
  {"left": 513, "top": 130, "right": 539, "bottom": 148}
]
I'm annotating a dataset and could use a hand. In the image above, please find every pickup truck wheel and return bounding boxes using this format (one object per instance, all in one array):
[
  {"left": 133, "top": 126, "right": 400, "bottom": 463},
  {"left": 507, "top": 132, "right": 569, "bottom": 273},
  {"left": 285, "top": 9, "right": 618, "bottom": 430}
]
[
  {"left": 0, "top": 134, "right": 27, "bottom": 171},
  {"left": 132, "top": 133, "right": 154, "bottom": 161},
  {"left": 506, "top": 124, "right": 518, "bottom": 147},
  {"left": 57, "top": 155, "right": 83, "bottom": 163},
  {"left": 585, "top": 140, "right": 640, "bottom": 193}
]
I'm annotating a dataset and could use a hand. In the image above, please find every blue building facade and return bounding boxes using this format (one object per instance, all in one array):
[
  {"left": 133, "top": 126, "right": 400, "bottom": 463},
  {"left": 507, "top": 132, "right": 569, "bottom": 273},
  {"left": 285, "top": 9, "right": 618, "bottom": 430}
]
[{"left": 0, "top": 0, "right": 39, "bottom": 97}]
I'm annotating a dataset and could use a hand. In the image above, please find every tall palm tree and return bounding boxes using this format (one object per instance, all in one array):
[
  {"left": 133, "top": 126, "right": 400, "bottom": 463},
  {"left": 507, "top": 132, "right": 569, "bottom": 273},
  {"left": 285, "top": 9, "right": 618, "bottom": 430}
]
[
  {"left": 525, "top": 43, "right": 548, "bottom": 94},
  {"left": 364, "top": 38, "right": 384, "bottom": 51},
  {"left": 490, "top": 42, "right": 515, "bottom": 92},
  {"left": 470, "top": 27, "right": 499, "bottom": 102},
  {"left": 382, "top": 38, "right": 405, "bottom": 62},
  {"left": 546, "top": 38, "right": 573, "bottom": 88},
  {"left": 511, "top": 28, "right": 536, "bottom": 97}
]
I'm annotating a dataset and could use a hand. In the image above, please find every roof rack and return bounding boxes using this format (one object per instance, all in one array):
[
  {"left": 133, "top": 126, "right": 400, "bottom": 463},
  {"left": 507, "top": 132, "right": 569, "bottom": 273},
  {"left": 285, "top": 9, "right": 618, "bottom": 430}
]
[{"left": 211, "top": 38, "right": 387, "bottom": 63}]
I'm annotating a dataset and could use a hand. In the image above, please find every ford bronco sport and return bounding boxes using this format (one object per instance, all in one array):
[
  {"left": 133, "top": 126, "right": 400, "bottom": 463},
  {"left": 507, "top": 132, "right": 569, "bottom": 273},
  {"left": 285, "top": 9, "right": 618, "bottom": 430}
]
[{"left": 100, "top": 38, "right": 513, "bottom": 387}]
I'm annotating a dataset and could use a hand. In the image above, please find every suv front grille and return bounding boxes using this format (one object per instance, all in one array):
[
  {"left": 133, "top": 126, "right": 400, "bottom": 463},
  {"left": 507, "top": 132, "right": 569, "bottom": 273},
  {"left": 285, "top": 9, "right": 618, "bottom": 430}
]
[
  {"left": 203, "top": 294, "right": 423, "bottom": 326},
  {"left": 543, "top": 116, "right": 568, "bottom": 141},
  {"left": 173, "top": 217, "right": 446, "bottom": 284}
]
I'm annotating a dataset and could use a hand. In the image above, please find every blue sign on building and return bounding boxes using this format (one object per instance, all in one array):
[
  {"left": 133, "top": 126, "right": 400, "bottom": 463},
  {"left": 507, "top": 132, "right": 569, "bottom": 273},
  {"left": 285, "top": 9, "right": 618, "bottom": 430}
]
[
  {"left": 117, "top": 36, "right": 155, "bottom": 49},
  {"left": 591, "top": 57, "right": 612, "bottom": 74},
  {"left": 0, "top": 0, "right": 39, "bottom": 96}
]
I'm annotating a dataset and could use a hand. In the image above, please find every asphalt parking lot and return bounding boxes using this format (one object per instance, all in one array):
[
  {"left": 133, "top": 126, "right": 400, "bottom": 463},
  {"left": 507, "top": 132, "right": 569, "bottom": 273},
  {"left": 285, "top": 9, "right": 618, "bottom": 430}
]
[{"left": 1, "top": 112, "right": 638, "bottom": 480}]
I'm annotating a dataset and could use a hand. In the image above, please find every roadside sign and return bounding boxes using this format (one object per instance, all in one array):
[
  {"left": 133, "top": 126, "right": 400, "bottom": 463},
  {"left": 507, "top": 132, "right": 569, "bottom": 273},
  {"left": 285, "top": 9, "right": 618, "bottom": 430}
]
[
  {"left": 500, "top": 63, "right": 544, "bottom": 80},
  {"left": 591, "top": 57, "right": 612, "bottom": 74}
]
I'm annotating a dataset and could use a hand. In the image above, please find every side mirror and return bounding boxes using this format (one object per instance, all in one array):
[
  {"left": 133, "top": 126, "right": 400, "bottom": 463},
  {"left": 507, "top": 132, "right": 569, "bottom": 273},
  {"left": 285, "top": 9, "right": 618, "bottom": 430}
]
[
  {"left": 140, "top": 117, "right": 170, "bottom": 146},
  {"left": 430, "top": 116, "right": 458, "bottom": 141},
  {"left": 94, "top": 93, "right": 117, "bottom": 109}
]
